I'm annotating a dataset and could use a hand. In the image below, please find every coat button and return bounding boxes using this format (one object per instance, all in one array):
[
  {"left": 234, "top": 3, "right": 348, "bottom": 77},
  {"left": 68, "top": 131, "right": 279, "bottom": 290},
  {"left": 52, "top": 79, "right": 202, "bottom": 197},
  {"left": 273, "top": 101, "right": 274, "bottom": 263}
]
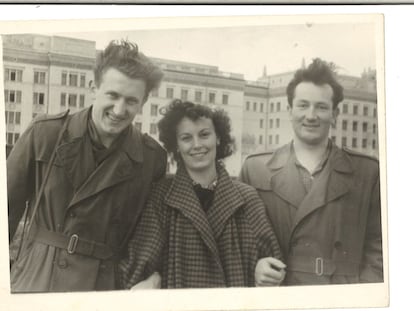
[
  {"left": 57, "top": 259, "right": 68, "bottom": 269},
  {"left": 69, "top": 211, "right": 76, "bottom": 218},
  {"left": 334, "top": 241, "right": 343, "bottom": 249}
]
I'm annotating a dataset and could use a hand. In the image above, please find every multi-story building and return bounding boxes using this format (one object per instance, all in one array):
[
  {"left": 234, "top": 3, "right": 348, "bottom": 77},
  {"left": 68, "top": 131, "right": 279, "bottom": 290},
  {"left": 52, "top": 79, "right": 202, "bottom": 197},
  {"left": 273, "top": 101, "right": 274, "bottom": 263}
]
[
  {"left": 2, "top": 34, "right": 379, "bottom": 176},
  {"left": 3, "top": 34, "right": 95, "bottom": 154}
]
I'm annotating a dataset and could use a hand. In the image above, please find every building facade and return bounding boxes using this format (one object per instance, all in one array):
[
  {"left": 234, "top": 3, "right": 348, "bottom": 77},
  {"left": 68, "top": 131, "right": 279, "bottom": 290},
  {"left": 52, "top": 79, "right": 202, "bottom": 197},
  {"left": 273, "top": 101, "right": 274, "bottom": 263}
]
[{"left": 3, "top": 34, "right": 379, "bottom": 176}]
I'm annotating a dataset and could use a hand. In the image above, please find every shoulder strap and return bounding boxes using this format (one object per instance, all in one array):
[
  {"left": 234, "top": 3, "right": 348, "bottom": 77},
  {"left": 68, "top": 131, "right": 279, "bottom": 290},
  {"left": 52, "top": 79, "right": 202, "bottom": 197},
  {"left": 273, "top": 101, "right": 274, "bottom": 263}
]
[{"left": 26, "top": 112, "right": 70, "bottom": 236}]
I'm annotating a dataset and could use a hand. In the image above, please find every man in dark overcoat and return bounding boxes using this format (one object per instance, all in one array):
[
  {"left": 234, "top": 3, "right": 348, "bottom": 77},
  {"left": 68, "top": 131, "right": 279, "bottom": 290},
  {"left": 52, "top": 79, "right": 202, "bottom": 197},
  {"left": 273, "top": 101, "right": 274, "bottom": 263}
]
[
  {"left": 240, "top": 59, "right": 383, "bottom": 285},
  {"left": 7, "top": 40, "right": 167, "bottom": 292}
]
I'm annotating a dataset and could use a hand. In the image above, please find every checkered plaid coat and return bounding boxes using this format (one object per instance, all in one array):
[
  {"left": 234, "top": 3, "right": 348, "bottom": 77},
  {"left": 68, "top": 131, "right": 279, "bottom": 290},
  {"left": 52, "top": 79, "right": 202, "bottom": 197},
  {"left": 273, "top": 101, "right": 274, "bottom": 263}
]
[{"left": 118, "top": 162, "right": 282, "bottom": 288}]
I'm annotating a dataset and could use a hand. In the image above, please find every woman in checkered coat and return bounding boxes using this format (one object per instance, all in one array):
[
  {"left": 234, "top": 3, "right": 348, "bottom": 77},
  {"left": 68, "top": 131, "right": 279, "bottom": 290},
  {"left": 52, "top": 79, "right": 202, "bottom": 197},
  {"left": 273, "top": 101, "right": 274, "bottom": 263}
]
[{"left": 119, "top": 100, "right": 285, "bottom": 289}]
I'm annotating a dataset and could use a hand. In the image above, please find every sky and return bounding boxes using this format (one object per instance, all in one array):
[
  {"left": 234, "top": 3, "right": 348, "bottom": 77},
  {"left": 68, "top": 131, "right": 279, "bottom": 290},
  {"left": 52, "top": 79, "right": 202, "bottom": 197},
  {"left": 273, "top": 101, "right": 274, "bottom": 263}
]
[{"left": 56, "top": 22, "right": 377, "bottom": 81}]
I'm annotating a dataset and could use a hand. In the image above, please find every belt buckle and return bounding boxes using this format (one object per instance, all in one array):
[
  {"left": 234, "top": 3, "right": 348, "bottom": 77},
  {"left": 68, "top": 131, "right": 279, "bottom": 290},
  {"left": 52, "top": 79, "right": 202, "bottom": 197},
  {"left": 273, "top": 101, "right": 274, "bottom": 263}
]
[
  {"left": 315, "top": 257, "right": 324, "bottom": 276},
  {"left": 67, "top": 234, "right": 79, "bottom": 254}
]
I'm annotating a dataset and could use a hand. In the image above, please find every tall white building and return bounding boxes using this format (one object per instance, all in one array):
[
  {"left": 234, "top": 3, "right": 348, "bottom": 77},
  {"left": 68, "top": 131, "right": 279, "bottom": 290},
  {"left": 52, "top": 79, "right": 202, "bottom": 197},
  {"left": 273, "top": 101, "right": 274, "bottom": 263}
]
[{"left": 3, "top": 34, "right": 379, "bottom": 176}]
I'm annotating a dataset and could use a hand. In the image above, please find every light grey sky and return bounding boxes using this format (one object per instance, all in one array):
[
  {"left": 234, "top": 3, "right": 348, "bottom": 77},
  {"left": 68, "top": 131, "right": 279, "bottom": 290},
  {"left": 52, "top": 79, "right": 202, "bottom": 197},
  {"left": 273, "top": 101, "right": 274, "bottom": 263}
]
[{"left": 60, "top": 23, "right": 376, "bottom": 81}]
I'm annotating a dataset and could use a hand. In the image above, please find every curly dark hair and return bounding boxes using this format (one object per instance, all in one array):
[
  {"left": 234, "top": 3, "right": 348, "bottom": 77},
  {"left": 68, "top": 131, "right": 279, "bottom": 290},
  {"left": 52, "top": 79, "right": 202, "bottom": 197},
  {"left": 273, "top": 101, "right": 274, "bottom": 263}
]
[
  {"left": 158, "top": 99, "right": 235, "bottom": 161},
  {"left": 94, "top": 39, "right": 163, "bottom": 102},
  {"left": 286, "top": 58, "right": 344, "bottom": 109}
]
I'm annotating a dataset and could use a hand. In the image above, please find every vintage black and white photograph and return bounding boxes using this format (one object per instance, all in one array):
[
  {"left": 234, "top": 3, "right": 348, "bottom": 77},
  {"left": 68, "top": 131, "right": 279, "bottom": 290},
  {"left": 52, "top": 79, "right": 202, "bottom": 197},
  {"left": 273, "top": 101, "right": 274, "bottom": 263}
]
[{"left": 0, "top": 9, "right": 389, "bottom": 311}]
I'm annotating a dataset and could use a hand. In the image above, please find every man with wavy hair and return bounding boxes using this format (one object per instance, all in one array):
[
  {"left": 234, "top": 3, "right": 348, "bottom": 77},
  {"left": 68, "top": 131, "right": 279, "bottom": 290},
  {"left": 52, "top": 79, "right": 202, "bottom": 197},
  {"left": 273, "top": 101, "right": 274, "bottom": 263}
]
[
  {"left": 241, "top": 59, "right": 383, "bottom": 285},
  {"left": 8, "top": 40, "right": 167, "bottom": 292}
]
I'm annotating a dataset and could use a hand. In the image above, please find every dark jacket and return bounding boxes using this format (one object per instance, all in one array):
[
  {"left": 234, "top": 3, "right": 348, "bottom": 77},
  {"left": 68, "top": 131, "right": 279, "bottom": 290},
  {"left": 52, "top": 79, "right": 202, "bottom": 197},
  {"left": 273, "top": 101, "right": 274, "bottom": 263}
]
[
  {"left": 240, "top": 142, "right": 383, "bottom": 285},
  {"left": 119, "top": 163, "right": 282, "bottom": 288},
  {"left": 8, "top": 108, "right": 166, "bottom": 292}
]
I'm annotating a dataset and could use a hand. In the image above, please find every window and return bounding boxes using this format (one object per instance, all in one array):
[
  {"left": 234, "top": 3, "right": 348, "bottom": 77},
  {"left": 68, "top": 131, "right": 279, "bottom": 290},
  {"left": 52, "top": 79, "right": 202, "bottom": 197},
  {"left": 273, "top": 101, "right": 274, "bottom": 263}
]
[
  {"left": 253, "top": 102, "right": 257, "bottom": 111},
  {"left": 195, "top": 91, "right": 202, "bottom": 102},
  {"left": 276, "top": 102, "right": 281, "bottom": 112},
  {"left": 68, "top": 94, "right": 77, "bottom": 107},
  {"left": 14, "top": 133, "right": 20, "bottom": 142},
  {"left": 152, "top": 88, "right": 159, "bottom": 98},
  {"left": 342, "top": 137, "right": 347, "bottom": 147},
  {"left": 270, "top": 102, "right": 274, "bottom": 113},
  {"left": 362, "top": 138, "right": 367, "bottom": 148},
  {"left": 80, "top": 74, "right": 86, "bottom": 88},
  {"left": 150, "top": 123, "right": 157, "bottom": 135},
  {"left": 5, "top": 90, "right": 22, "bottom": 103},
  {"left": 275, "top": 134, "right": 279, "bottom": 145},
  {"left": 208, "top": 93, "right": 215, "bottom": 104},
  {"left": 260, "top": 103, "right": 264, "bottom": 113},
  {"left": 245, "top": 101, "right": 250, "bottom": 111},
  {"left": 342, "top": 120, "right": 348, "bottom": 131},
  {"left": 79, "top": 94, "right": 85, "bottom": 108},
  {"left": 222, "top": 94, "right": 229, "bottom": 105},
  {"left": 269, "top": 135, "right": 273, "bottom": 145},
  {"left": 269, "top": 119, "right": 274, "bottom": 128},
  {"left": 260, "top": 119, "right": 264, "bottom": 128},
  {"left": 259, "top": 135, "right": 263, "bottom": 144},
  {"left": 60, "top": 93, "right": 66, "bottom": 107},
  {"left": 352, "top": 138, "right": 357, "bottom": 148},
  {"left": 69, "top": 73, "right": 78, "bottom": 87},
  {"left": 181, "top": 89, "right": 188, "bottom": 101},
  {"left": 373, "top": 124, "right": 377, "bottom": 134},
  {"left": 373, "top": 108, "right": 377, "bottom": 117},
  {"left": 5, "top": 68, "right": 23, "bottom": 82},
  {"left": 61, "top": 72, "right": 67, "bottom": 85},
  {"left": 276, "top": 118, "right": 280, "bottom": 128},
  {"left": 134, "top": 122, "right": 142, "bottom": 131},
  {"left": 363, "top": 122, "right": 368, "bottom": 132},
  {"left": 15, "top": 111, "right": 21, "bottom": 125},
  {"left": 151, "top": 104, "right": 158, "bottom": 116},
  {"left": 34, "top": 71, "right": 46, "bottom": 84},
  {"left": 363, "top": 106, "right": 368, "bottom": 116},
  {"left": 372, "top": 139, "right": 376, "bottom": 149},
  {"left": 33, "top": 92, "right": 45, "bottom": 105},
  {"left": 342, "top": 103, "right": 348, "bottom": 114},
  {"left": 166, "top": 88, "right": 174, "bottom": 99},
  {"left": 352, "top": 121, "right": 358, "bottom": 132},
  {"left": 7, "top": 133, "right": 13, "bottom": 145},
  {"left": 353, "top": 105, "right": 358, "bottom": 115}
]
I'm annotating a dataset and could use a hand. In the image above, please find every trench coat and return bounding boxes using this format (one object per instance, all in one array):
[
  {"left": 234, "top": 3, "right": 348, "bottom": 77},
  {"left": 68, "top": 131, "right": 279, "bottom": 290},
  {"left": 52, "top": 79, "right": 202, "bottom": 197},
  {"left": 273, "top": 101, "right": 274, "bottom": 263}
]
[
  {"left": 240, "top": 142, "right": 383, "bottom": 285},
  {"left": 7, "top": 107, "right": 167, "bottom": 292},
  {"left": 118, "top": 162, "right": 282, "bottom": 288}
]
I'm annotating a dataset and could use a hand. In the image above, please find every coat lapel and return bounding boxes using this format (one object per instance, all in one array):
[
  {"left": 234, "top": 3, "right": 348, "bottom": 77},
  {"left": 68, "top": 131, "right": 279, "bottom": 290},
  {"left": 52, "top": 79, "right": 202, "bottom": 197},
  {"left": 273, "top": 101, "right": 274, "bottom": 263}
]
[
  {"left": 56, "top": 108, "right": 144, "bottom": 209},
  {"left": 207, "top": 163, "right": 244, "bottom": 240},
  {"left": 164, "top": 165, "right": 222, "bottom": 267},
  {"left": 267, "top": 143, "right": 307, "bottom": 208},
  {"left": 290, "top": 145, "right": 354, "bottom": 235}
]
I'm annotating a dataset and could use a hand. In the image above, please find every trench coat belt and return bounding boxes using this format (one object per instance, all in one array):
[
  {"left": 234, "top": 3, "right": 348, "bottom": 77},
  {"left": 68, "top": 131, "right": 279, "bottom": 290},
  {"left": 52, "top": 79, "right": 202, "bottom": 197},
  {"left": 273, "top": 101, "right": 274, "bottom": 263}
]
[
  {"left": 33, "top": 227, "right": 114, "bottom": 260},
  {"left": 287, "top": 255, "right": 360, "bottom": 276}
]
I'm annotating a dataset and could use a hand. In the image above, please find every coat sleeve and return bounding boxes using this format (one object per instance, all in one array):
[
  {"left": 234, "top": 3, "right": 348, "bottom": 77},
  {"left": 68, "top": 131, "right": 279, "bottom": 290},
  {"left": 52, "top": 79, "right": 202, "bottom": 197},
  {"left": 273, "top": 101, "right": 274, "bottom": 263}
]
[
  {"left": 360, "top": 170, "right": 384, "bottom": 283},
  {"left": 117, "top": 186, "right": 166, "bottom": 289},
  {"left": 242, "top": 184, "right": 283, "bottom": 261},
  {"left": 7, "top": 122, "right": 36, "bottom": 241}
]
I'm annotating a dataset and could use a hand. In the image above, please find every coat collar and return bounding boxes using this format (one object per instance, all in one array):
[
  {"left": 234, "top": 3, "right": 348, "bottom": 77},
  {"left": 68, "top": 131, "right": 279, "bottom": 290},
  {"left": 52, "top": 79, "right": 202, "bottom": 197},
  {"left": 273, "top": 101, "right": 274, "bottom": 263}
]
[
  {"left": 55, "top": 107, "right": 144, "bottom": 208},
  {"left": 164, "top": 162, "right": 244, "bottom": 267},
  {"left": 266, "top": 141, "right": 354, "bottom": 209}
]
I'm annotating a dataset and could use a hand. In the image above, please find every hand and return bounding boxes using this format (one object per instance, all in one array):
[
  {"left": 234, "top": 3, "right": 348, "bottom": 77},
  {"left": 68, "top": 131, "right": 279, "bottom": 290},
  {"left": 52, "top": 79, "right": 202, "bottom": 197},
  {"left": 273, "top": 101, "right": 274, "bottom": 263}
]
[
  {"left": 130, "top": 272, "right": 161, "bottom": 290},
  {"left": 255, "top": 257, "right": 286, "bottom": 287}
]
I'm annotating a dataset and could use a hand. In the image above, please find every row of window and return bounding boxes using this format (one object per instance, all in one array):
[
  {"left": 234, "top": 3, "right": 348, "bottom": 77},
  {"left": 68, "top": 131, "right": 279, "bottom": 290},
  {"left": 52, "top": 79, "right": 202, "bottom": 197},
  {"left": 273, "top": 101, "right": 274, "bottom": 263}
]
[
  {"left": 134, "top": 122, "right": 158, "bottom": 135},
  {"left": 5, "top": 68, "right": 47, "bottom": 84},
  {"left": 60, "top": 93, "right": 86, "bottom": 109},
  {"left": 246, "top": 101, "right": 283, "bottom": 113},
  {"left": 257, "top": 134, "right": 280, "bottom": 145},
  {"left": 159, "top": 88, "right": 229, "bottom": 105},
  {"left": 335, "top": 120, "right": 377, "bottom": 133},
  {"left": 259, "top": 118, "right": 281, "bottom": 129},
  {"left": 5, "top": 110, "right": 21, "bottom": 125},
  {"left": 341, "top": 102, "right": 377, "bottom": 117},
  {"left": 332, "top": 136, "right": 377, "bottom": 149},
  {"left": 61, "top": 71, "right": 87, "bottom": 88}
]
